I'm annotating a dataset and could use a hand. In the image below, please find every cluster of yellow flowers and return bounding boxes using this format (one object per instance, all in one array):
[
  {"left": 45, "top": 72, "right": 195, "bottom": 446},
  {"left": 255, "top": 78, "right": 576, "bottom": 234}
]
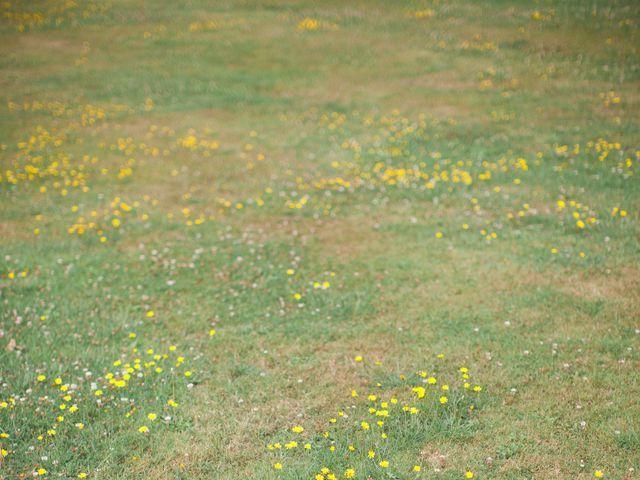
[
  {"left": 413, "top": 9, "right": 435, "bottom": 19},
  {"left": 3, "top": 269, "right": 28, "bottom": 280},
  {"left": 553, "top": 139, "right": 635, "bottom": 179},
  {"left": 599, "top": 91, "right": 622, "bottom": 108},
  {"left": 556, "top": 198, "right": 598, "bottom": 231},
  {"left": 531, "top": 9, "right": 555, "bottom": 22},
  {"left": 267, "top": 356, "right": 482, "bottom": 477},
  {"left": 460, "top": 35, "right": 498, "bottom": 52},
  {"left": 476, "top": 68, "right": 519, "bottom": 92},
  {"left": 313, "top": 111, "right": 536, "bottom": 194},
  {"left": 179, "top": 131, "right": 220, "bottom": 153},
  {"left": 65, "top": 196, "right": 148, "bottom": 242},
  {"left": 7, "top": 100, "right": 69, "bottom": 117},
  {"left": 1, "top": 99, "right": 287, "bottom": 237},
  {"left": 270, "top": 109, "right": 636, "bottom": 257},
  {"left": 13, "top": 95, "right": 626, "bottom": 262},
  {"left": 0, "top": 339, "right": 196, "bottom": 477},
  {"left": 1, "top": 100, "right": 138, "bottom": 194},
  {"left": 1, "top": 0, "right": 112, "bottom": 32},
  {"left": 296, "top": 18, "right": 338, "bottom": 32}
]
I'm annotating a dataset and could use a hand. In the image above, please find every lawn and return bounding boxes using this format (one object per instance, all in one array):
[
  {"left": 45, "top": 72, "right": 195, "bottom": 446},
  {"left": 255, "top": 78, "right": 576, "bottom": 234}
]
[{"left": 1, "top": 1, "right": 639, "bottom": 479}]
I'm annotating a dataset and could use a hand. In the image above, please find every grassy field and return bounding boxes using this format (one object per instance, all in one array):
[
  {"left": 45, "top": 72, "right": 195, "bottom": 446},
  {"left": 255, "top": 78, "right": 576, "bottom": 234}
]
[{"left": 1, "top": 0, "right": 639, "bottom": 479}]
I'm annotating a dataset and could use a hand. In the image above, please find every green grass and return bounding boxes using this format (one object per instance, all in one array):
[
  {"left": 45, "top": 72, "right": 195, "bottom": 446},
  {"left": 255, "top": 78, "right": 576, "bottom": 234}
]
[{"left": 1, "top": 0, "right": 639, "bottom": 479}]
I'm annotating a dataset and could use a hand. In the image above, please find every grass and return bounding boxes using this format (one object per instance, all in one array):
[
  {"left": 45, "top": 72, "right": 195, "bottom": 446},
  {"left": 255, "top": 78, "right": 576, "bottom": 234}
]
[{"left": 1, "top": 0, "right": 639, "bottom": 479}]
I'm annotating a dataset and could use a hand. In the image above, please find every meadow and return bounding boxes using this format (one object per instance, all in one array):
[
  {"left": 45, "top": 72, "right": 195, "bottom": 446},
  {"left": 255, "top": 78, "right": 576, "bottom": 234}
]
[{"left": 1, "top": 0, "right": 639, "bottom": 479}]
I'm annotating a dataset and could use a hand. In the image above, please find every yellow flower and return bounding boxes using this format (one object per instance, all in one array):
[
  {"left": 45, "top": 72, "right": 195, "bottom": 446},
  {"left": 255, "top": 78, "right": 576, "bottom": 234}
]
[
  {"left": 379, "top": 460, "right": 389, "bottom": 468},
  {"left": 138, "top": 425, "right": 149, "bottom": 433},
  {"left": 465, "top": 471, "right": 474, "bottom": 479},
  {"left": 412, "top": 386, "right": 426, "bottom": 398},
  {"left": 594, "top": 471, "right": 604, "bottom": 478},
  {"left": 291, "top": 425, "right": 304, "bottom": 433},
  {"left": 413, "top": 465, "right": 421, "bottom": 472},
  {"left": 147, "top": 413, "right": 157, "bottom": 421},
  {"left": 274, "top": 463, "right": 283, "bottom": 470},
  {"left": 345, "top": 468, "right": 355, "bottom": 478}
]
